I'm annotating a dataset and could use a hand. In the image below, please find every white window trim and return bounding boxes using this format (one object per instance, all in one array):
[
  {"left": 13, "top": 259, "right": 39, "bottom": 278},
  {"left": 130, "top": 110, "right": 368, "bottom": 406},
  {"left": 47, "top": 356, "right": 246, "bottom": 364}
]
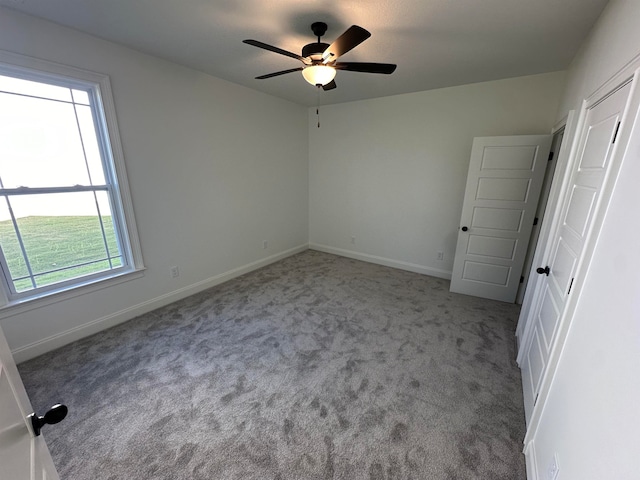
[{"left": 0, "top": 49, "right": 145, "bottom": 313}]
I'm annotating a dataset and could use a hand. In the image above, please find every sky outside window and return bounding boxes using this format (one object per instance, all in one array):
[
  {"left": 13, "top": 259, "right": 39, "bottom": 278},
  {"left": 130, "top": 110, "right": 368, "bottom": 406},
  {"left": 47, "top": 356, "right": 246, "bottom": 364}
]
[{"left": 0, "top": 75, "right": 104, "bottom": 220}]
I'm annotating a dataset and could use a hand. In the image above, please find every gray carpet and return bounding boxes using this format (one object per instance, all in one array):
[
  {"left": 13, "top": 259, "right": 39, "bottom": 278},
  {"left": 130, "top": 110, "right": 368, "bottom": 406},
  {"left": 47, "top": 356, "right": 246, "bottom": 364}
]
[{"left": 19, "top": 250, "right": 526, "bottom": 479}]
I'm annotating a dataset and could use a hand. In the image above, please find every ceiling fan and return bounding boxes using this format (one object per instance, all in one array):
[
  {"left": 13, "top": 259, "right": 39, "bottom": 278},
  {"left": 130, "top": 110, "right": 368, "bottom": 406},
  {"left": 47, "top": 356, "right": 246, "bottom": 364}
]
[{"left": 243, "top": 22, "right": 397, "bottom": 91}]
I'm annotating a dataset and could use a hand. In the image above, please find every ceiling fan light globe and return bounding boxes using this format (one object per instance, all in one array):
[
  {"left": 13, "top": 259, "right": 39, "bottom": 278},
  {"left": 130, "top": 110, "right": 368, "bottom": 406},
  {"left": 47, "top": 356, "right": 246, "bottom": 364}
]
[{"left": 302, "top": 65, "right": 336, "bottom": 86}]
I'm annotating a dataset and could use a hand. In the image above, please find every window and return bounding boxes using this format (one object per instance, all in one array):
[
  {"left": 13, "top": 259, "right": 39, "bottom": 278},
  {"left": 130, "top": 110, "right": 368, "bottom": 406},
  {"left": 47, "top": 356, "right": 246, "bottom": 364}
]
[{"left": 0, "top": 53, "right": 143, "bottom": 307}]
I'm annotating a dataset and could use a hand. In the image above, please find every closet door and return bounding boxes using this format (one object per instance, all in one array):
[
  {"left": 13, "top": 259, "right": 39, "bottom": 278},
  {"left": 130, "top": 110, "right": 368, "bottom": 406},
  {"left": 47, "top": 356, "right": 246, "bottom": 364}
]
[{"left": 520, "top": 81, "right": 632, "bottom": 421}]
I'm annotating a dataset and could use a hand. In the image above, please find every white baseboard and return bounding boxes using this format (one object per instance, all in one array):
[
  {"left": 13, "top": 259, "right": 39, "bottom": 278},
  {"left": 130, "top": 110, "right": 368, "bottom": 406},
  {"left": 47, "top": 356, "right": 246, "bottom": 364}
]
[
  {"left": 12, "top": 244, "right": 308, "bottom": 363},
  {"left": 524, "top": 440, "right": 538, "bottom": 480},
  {"left": 309, "top": 243, "right": 452, "bottom": 280}
]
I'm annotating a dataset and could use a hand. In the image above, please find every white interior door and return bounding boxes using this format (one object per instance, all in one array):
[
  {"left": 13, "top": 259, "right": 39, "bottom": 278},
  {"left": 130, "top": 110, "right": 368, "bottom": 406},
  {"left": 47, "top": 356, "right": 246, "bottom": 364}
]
[
  {"left": 515, "top": 130, "right": 564, "bottom": 305},
  {"left": 0, "top": 324, "right": 60, "bottom": 480},
  {"left": 450, "top": 135, "right": 552, "bottom": 302},
  {"left": 519, "top": 81, "right": 632, "bottom": 422}
]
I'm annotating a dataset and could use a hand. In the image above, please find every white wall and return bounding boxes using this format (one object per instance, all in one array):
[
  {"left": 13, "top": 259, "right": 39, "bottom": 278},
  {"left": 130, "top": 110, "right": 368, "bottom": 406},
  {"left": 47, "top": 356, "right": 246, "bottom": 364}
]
[
  {"left": 0, "top": 8, "right": 309, "bottom": 361},
  {"left": 528, "top": 0, "right": 640, "bottom": 478},
  {"left": 557, "top": 0, "right": 640, "bottom": 116},
  {"left": 309, "top": 73, "right": 565, "bottom": 277}
]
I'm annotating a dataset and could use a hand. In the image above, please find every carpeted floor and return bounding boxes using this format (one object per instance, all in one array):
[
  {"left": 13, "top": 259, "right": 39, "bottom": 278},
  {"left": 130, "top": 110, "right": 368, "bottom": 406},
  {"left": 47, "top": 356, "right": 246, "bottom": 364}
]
[{"left": 19, "top": 250, "right": 526, "bottom": 480}]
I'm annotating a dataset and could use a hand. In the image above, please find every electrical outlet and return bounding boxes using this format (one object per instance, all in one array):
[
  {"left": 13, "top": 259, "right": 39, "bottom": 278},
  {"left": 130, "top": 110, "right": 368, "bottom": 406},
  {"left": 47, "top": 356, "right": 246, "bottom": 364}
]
[
  {"left": 263, "top": 240, "right": 268, "bottom": 249},
  {"left": 351, "top": 236, "right": 356, "bottom": 244},
  {"left": 547, "top": 454, "right": 559, "bottom": 480},
  {"left": 437, "top": 251, "right": 445, "bottom": 261},
  {"left": 170, "top": 266, "right": 179, "bottom": 278}
]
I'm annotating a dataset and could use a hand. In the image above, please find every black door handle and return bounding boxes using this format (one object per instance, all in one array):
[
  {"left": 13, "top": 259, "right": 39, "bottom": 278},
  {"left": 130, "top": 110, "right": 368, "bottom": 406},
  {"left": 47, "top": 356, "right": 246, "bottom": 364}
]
[
  {"left": 536, "top": 266, "right": 550, "bottom": 276},
  {"left": 461, "top": 226, "right": 468, "bottom": 232},
  {"left": 28, "top": 404, "right": 68, "bottom": 436}
]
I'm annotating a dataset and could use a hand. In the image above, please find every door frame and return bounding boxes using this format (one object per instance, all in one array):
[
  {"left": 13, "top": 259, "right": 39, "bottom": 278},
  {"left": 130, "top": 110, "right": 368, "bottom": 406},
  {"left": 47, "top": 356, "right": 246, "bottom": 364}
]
[{"left": 520, "top": 54, "right": 640, "bottom": 446}]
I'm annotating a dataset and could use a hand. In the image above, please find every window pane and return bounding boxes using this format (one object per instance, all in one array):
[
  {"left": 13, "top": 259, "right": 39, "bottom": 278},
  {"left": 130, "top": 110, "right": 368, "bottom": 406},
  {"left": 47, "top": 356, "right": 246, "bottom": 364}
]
[
  {"left": 71, "top": 89, "right": 91, "bottom": 105},
  {"left": 0, "top": 200, "right": 31, "bottom": 289},
  {"left": 76, "top": 105, "right": 106, "bottom": 185},
  {"left": 2, "top": 192, "right": 123, "bottom": 292},
  {"left": 0, "top": 75, "right": 72, "bottom": 102},
  {"left": 96, "top": 191, "right": 119, "bottom": 256},
  {"left": 35, "top": 260, "right": 112, "bottom": 289},
  {"left": 0, "top": 92, "right": 92, "bottom": 188}
]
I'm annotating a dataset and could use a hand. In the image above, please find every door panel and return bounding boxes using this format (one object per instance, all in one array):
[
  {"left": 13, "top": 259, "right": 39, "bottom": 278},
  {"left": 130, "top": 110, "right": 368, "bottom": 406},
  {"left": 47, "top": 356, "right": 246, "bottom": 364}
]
[
  {"left": 521, "top": 325, "right": 546, "bottom": 420},
  {"left": 519, "top": 81, "right": 632, "bottom": 422},
  {"left": 463, "top": 261, "right": 511, "bottom": 285},
  {"left": 527, "top": 328, "right": 545, "bottom": 398},
  {"left": 477, "top": 178, "right": 531, "bottom": 201},
  {"left": 564, "top": 186, "right": 597, "bottom": 237},
  {"left": 467, "top": 235, "right": 517, "bottom": 259},
  {"left": 471, "top": 207, "right": 523, "bottom": 231},
  {"left": 548, "top": 237, "right": 577, "bottom": 298},
  {"left": 580, "top": 115, "right": 619, "bottom": 169},
  {"left": 538, "top": 286, "right": 560, "bottom": 349},
  {"left": 451, "top": 135, "right": 552, "bottom": 302},
  {"left": 481, "top": 145, "right": 538, "bottom": 170}
]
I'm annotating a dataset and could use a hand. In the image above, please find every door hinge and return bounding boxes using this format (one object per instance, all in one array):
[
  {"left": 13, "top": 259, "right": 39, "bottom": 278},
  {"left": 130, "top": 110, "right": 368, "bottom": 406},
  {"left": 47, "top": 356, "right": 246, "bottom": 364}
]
[
  {"left": 612, "top": 121, "right": 621, "bottom": 144},
  {"left": 548, "top": 151, "right": 554, "bottom": 161},
  {"left": 568, "top": 277, "right": 574, "bottom": 295},
  {"left": 533, "top": 217, "right": 539, "bottom": 226},
  {"left": 520, "top": 276, "right": 524, "bottom": 284}
]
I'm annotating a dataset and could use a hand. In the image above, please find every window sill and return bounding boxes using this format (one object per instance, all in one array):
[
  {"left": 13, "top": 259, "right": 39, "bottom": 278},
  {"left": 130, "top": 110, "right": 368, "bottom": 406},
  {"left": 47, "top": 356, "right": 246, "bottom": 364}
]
[{"left": 0, "top": 267, "right": 146, "bottom": 319}]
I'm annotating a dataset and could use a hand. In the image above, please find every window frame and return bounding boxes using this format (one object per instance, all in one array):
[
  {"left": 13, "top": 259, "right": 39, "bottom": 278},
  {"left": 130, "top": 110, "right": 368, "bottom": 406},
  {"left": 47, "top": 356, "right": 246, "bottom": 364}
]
[{"left": 0, "top": 51, "right": 144, "bottom": 313}]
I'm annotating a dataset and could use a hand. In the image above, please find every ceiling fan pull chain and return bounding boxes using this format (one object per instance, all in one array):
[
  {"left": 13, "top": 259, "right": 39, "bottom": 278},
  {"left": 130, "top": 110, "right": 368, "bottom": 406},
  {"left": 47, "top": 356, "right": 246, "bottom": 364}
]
[{"left": 316, "top": 86, "right": 321, "bottom": 128}]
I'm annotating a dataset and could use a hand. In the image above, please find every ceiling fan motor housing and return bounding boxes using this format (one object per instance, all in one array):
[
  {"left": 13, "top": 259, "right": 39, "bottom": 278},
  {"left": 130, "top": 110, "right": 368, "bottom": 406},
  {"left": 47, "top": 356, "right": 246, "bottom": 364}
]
[
  {"left": 302, "top": 42, "right": 330, "bottom": 60},
  {"left": 304, "top": 21, "right": 330, "bottom": 61}
]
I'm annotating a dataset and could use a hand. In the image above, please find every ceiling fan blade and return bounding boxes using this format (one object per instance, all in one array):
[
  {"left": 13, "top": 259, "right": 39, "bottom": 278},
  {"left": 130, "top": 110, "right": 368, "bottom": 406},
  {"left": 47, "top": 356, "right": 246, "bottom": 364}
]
[
  {"left": 334, "top": 62, "right": 397, "bottom": 74},
  {"left": 322, "top": 25, "right": 371, "bottom": 63},
  {"left": 322, "top": 80, "right": 337, "bottom": 91},
  {"left": 243, "top": 39, "right": 309, "bottom": 64},
  {"left": 255, "top": 67, "right": 304, "bottom": 79}
]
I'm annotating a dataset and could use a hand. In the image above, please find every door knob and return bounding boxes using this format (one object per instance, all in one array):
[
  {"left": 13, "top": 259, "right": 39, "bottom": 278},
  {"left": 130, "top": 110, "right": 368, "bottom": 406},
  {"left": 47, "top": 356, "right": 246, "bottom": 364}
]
[
  {"left": 536, "top": 266, "right": 550, "bottom": 276},
  {"left": 28, "top": 404, "right": 68, "bottom": 436},
  {"left": 461, "top": 226, "right": 468, "bottom": 232}
]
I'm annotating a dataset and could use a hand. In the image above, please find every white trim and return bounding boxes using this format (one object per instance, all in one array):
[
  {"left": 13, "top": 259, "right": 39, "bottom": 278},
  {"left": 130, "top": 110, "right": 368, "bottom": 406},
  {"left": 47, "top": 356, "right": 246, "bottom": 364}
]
[
  {"left": 523, "top": 54, "right": 640, "bottom": 445},
  {"left": 309, "top": 243, "right": 452, "bottom": 279},
  {"left": 0, "top": 49, "right": 110, "bottom": 89},
  {"left": 94, "top": 66, "right": 144, "bottom": 270},
  {"left": 524, "top": 440, "right": 539, "bottom": 480},
  {"left": 10, "top": 244, "right": 308, "bottom": 363},
  {"left": 552, "top": 114, "right": 569, "bottom": 135},
  {"left": 0, "top": 268, "right": 145, "bottom": 319}
]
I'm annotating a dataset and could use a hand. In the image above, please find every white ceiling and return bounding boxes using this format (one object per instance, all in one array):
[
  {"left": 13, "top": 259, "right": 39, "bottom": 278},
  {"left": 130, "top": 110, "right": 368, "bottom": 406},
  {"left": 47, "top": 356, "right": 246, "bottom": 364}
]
[{"left": 1, "top": 0, "right": 609, "bottom": 106}]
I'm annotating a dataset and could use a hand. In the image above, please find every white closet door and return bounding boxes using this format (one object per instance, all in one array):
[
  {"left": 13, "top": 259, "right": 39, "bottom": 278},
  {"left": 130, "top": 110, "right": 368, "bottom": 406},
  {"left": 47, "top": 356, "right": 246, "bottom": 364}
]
[{"left": 520, "top": 81, "right": 632, "bottom": 421}]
